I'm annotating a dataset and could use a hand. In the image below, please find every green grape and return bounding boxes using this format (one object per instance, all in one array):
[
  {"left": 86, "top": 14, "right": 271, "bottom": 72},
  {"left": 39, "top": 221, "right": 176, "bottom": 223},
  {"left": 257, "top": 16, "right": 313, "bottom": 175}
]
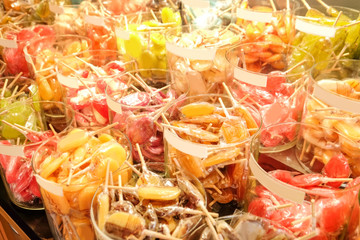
[
  {"left": 1, "top": 102, "right": 33, "bottom": 139},
  {"left": 124, "top": 32, "right": 144, "bottom": 59}
]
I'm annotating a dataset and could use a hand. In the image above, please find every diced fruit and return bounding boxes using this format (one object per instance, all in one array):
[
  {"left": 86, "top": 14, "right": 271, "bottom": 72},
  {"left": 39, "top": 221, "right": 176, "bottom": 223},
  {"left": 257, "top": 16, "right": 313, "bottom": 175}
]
[{"left": 138, "top": 186, "right": 181, "bottom": 201}]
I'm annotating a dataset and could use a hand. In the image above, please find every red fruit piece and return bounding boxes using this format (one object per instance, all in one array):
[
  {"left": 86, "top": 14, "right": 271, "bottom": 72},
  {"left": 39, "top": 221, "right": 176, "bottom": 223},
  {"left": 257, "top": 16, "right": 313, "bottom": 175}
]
[
  {"left": 5, "top": 156, "right": 22, "bottom": 184},
  {"left": 289, "top": 174, "right": 323, "bottom": 188},
  {"left": 92, "top": 95, "right": 109, "bottom": 120},
  {"left": 103, "top": 61, "right": 125, "bottom": 75},
  {"left": 17, "top": 29, "right": 37, "bottom": 42},
  {"left": 266, "top": 71, "right": 286, "bottom": 92},
  {"left": 13, "top": 163, "right": 32, "bottom": 194},
  {"left": 28, "top": 176, "right": 41, "bottom": 198},
  {"left": 32, "top": 25, "right": 55, "bottom": 38},
  {"left": 317, "top": 197, "right": 350, "bottom": 233},
  {"left": 126, "top": 116, "right": 156, "bottom": 145},
  {"left": 323, "top": 153, "right": 350, "bottom": 188},
  {"left": 248, "top": 198, "right": 274, "bottom": 218},
  {"left": 18, "top": 189, "right": 33, "bottom": 202},
  {"left": 269, "top": 170, "right": 294, "bottom": 184},
  {"left": 0, "top": 140, "right": 12, "bottom": 169}
]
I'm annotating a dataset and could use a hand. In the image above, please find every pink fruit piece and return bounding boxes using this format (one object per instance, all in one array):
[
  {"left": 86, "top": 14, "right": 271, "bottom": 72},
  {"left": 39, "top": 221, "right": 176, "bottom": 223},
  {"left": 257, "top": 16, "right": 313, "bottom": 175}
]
[
  {"left": 0, "top": 140, "right": 11, "bottom": 169},
  {"left": 260, "top": 126, "right": 284, "bottom": 147},
  {"left": 120, "top": 92, "right": 150, "bottom": 107},
  {"left": 266, "top": 71, "right": 286, "bottom": 93},
  {"left": 248, "top": 198, "right": 274, "bottom": 219},
  {"left": 103, "top": 61, "right": 125, "bottom": 75},
  {"left": 289, "top": 174, "right": 323, "bottom": 188},
  {"left": 33, "top": 25, "right": 55, "bottom": 38},
  {"left": 322, "top": 153, "right": 350, "bottom": 188},
  {"left": 17, "top": 29, "right": 37, "bottom": 42},
  {"left": 112, "top": 110, "right": 134, "bottom": 132},
  {"left": 5, "top": 156, "right": 22, "bottom": 184},
  {"left": 126, "top": 116, "right": 156, "bottom": 145}
]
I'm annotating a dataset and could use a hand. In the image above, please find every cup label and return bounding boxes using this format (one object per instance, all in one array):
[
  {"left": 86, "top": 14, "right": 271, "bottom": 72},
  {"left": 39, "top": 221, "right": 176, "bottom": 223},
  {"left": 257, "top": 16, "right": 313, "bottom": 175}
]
[
  {"left": 313, "top": 83, "right": 360, "bottom": 114},
  {"left": 115, "top": 28, "right": 130, "bottom": 40},
  {"left": 164, "top": 129, "right": 208, "bottom": 158},
  {"left": 182, "top": 0, "right": 210, "bottom": 8},
  {"left": 57, "top": 72, "right": 79, "bottom": 89},
  {"left": 166, "top": 42, "right": 217, "bottom": 61},
  {"left": 295, "top": 19, "right": 337, "bottom": 38},
  {"left": 35, "top": 174, "right": 64, "bottom": 196},
  {"left": 49, "top": 4, "right": 64, "bottom": 14},
  {"left": 236, "top": 8, "right": 272, "bottom": 23},
  {"left": 0, "top": 145, "right": 25, "bottom": 157},
  {"left": 0, "top": 39, "right": 18, "bottom": 48},
  {"left": 84, "top": 15, "right": 105, "bottom": 27},
  {"left": 249, "top": 154, "right": 305, "bottom": 204},
  {"left": 234, "top": 67, "right": 268, "bottom": 87},
  {"left": 106, "top": 94, "right": 123, "bottom": 114}
]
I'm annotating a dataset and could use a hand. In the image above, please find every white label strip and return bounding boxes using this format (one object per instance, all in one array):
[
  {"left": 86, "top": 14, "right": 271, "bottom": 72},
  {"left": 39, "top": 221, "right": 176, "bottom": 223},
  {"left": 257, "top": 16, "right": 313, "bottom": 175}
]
[
  {"left": 35, "top": 174, "right": 64, "bottom": 196},
  {"left": 249, "top": 154, "right": 305, "bottom": 204},
  {"left": 166, "top": 42, "right": 217, "bottom": 61},
  {"left": 295, "top": 19, "right": 337, "bottom": 38},
  {"left": 236, "top": 8, "right": 272, "bottom": 23},
  {"left": 313, "top": 84, "right": 360, "bottom": 114},
  {"left": 84, "top": 15, "right": 105, "bottom": 27},
  {"left": 182, "top": 0, "right": 210, "bottom": 8},
  {"left": 115, "top": 28, "right": 130, "bottom": 40},
  {"left": 57, "top": 72, "right": 79, "bottom": 89},
  {"left": 164, "top": 128, "right": 208, "bottom": 158},
  {"left": 234, "top": 67, "right": 268, "bottom": 87},
  {"left": 0, "top": 39, "right": 18, "bottom": 48},
  {"left": 49, "top": 4, "right": 64, "bottom": 14},
  {"left": 23, "top": 47, "right": 33, "bottom": 65},
  {"left": 0, "top": 145, "right": 25, "bottom": 157},
  {"left": 106, "top": 94, "right": 123, "bottom": 114}
]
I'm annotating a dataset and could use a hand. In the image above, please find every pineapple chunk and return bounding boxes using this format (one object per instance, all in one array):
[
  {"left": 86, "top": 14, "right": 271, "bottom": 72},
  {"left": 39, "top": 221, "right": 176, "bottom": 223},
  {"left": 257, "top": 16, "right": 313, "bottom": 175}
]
[
  {"left": 99, "top": 142, "right": 127, "bottom": 166},
  {"left": 97, "top": 193, "right": 110, "bottom": 231},
  {"left": 40, "top": 152, "right": 69, "bottom": 179},
  {"left": 181, "top": 102, "right": 215, "bottom": 118},
  {"left": 138, "top": 186, "right": 181, "bottom": 201},
  {"left": 98, "top": 133, "right": 114, "bottom": 143},
  {"left": 203, "top": 148, "right": 242, "bottom": 168},
  {"left": 58, "top": 129, "right": 89, "bottom": 152}
]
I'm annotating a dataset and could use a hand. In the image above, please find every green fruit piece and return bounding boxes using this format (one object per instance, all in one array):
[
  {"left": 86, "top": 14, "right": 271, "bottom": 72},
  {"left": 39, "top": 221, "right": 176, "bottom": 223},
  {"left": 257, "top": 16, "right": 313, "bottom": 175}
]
[
  {"left": 0, "top": 99, "right": 10, "bottom": 110},
  {"left": 29, "top": 84, "right": 41, "bottom": 112},
  {"left": 150, "top": 32, "right": 166, "bottom": 48},
  {"left": 124, "top": 32, "right": 144, "bottom": 59},
  {"left": 1, "top": 102, "right": 33, "bottom": 139}
]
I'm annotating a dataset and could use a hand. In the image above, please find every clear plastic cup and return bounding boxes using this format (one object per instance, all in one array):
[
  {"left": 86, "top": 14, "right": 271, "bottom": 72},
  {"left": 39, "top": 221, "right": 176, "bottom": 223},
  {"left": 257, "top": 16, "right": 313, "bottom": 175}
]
[
  {"left": 236, "top": 0, "right": 299, "bottom": 44},
  {"left": 303, "top": 59, "right": 360, "bottom": 176},
  {"left": 90, "top": 162, "right": 205, "bottom": 240},
  {"left": 248, "top": 122, "right": 360, "bottom": 239},
  {"left": 106, "top": 69, "right": 180, "bottom": 163},
  {"left": 32, "top": 126, "right": 132, "bottom": 239},
  {"left": 0, "top": 100, "right": 73, "bottom": 210},
  {"left": 56, "top": 49, "right": 136, "bottom": 127},
  {"left": 163, "top": 94, "right": 261, "bottom": 211},
  {"left": 166, "top": 25, "right": 242, "bottom": 96}
]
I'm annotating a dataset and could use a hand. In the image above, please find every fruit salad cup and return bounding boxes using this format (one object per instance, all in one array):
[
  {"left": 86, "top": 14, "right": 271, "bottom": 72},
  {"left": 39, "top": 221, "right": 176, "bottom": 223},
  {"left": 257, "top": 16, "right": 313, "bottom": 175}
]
[
  {"left": 0, "top": 24, "right": 55, "bottom": 77},
  {"left": 163, "top": 94, "right": 261, "bottom": 211},
  {"left": 56, "top": 49, "right": 136, "bottom": 127},
  {"left": 32, "top": 126, "right": 132, "bottom": 240},
  {"left": 180, "top": 0, "right": 234, "bottom": 28},
  {"left": 302, "top": 59, "right": 360, "bottom": 176},
  {"left": 106, "top": 69, "right": 182, "bottom": 163},
  {"left": 24, "top": 34, "right": 91, "bottom": 103},
  {"left": 236, "top": 0, "right": 299, "bottom": 45},
  {"left": 226, "top": 42, "right": 314, "bottom": 144},
  {"left": 0, "top": 100, "right": 73, "bottom": 210},
  {"left": 248, "top": 122, "right": 360, "bottom": 240},
  {"left": 166, "top": 25, "right": 242, "bottom": 96},
  {"left": 294, "top": 5, "right": 360, "bottom": 65},
  {"left": 116, "top": 8, "right": 181, "bottom": 70},
  {"left": 188, "top": 212, "right": 296, "bottom": 240},
  {"left": 91, "top": 161, "right": 208, "bottom": 240}
]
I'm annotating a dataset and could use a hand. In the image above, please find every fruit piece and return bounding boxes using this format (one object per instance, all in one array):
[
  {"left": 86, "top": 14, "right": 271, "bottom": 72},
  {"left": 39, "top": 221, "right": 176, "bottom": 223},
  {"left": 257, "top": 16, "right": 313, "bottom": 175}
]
[
  {"left": 58, "top": 129, "right": 89, "bottom": 152},
  {"left": 40, "top": 152, "right": 69, "bottom": 179},
  {"left": 203, "top": 148, "right": 242, "bottom": 168},
  {"left": 98, "top": 134, "right": 114, "bottom": 143},
  {"left": 78, "top": 185, "right": 98, "bottom": 211},
  {"left": 221, "top": 118, "right": 250, "bottom": 143},
  {"left": 94, "top": 157, "right": 120, "bottom": 178},
  {"left": 323, "top": 154, "right": 350, "bottom": 188},
  {"left": 138, "top": 186, "right": 181, "bottom": 201},
  {"left": 124, "top": 32, "right": 143, "bottom": 59},
  {"left": 173, "top": 149, "right": 204, "bottom": 178},
  {"left": 105, "top": 212, "right": 145, "bottom": 238},
  {"left": 180, "top": 103, "right": 215, "bottom": 118},
  {"left": 99, "top": 142, "right": 127, "bottom": 165},
  {"left": 97, "top": 193, "right": 109, "bottom": 231}
]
